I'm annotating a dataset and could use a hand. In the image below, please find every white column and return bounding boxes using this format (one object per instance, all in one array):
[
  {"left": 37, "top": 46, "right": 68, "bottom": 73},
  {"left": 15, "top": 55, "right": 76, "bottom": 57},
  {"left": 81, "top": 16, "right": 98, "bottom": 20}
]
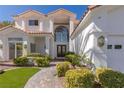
[
  {"left": 45, "top": 37, "right": 50, "bottom": 55},
  {"left": 39, "top": 19, "right": 43, "bottom": 32},
  {"left": 69, "top": 19, "right": 74, "bottom": 51},
  {"left": 22, "top": 18, "right": 26, "bottom": 31},
  {"left": 23, "top": 41, "right": 28, "bottom": 56},
  {"left": 49, "top": 19, "right": 54, "bottom": 34}
]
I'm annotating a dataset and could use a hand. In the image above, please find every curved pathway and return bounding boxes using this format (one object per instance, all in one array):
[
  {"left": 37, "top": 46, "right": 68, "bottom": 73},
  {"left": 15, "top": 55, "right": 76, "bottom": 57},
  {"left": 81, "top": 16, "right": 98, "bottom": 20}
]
[{"left": 24, "top": 62, "right": 64, "bottom": 88}]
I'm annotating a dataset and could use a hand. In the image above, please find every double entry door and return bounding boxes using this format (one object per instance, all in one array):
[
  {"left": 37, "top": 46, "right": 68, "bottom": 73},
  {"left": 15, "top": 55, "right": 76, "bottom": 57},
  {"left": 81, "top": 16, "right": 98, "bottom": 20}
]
[
  {"left": 9, "top": 42, "right": 23, "bottom": 59},
  {"left": 57, "top": 45, "right": 66, "bottom": 57}
]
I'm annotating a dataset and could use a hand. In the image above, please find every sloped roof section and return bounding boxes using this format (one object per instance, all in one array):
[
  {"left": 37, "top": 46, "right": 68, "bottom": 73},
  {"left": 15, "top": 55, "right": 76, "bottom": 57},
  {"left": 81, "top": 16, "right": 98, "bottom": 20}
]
[
  {"left": 13, "top": 10, "right": 45, "bottom": 18},
  {"left": 47, "top": 8, "right": 76, "bottom": 17},
  {"left": 71, "top": 5, "right": 101, "bottom": 37}
]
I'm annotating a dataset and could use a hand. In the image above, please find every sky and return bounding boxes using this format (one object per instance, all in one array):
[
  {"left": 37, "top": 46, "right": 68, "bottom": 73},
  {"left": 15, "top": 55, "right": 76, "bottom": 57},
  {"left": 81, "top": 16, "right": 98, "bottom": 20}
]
[{"left": 0, "top": 5, "right": 87, "bottom": 22}]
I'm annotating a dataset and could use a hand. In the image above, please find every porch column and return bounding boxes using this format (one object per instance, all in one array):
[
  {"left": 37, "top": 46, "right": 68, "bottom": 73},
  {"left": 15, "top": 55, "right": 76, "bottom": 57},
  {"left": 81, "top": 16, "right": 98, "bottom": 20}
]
[
  {"left": 69, "top": 19, "right": 74, "bottom": 51},
  {"left": 49, "top": 19, "right": 54, "bottom": 34},
  {"left": 23, "top": 41, "right": 28, "bottom": 56},
  {"left": 45, "top": 37, "right": 50, "bottom": 55}
]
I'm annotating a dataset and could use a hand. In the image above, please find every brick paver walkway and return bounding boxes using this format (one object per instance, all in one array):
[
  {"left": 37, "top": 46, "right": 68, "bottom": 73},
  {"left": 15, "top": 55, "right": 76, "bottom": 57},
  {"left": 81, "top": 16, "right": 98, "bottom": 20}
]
[{"left": 24, "top": 62, "right": 64, "bottom": 88}]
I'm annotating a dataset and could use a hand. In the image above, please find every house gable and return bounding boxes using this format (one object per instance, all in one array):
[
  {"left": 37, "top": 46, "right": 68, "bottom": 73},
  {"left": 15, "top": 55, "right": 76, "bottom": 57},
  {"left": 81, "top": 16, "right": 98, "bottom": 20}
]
[
  {"left": 47, "top": 8, "right": 76, "bottom": 18},
  {"left": 13, "top": 10, "right": 45, "bottom": 19},
  {"left": 0, "top": 25, "right": 27, "bottom": 36}
]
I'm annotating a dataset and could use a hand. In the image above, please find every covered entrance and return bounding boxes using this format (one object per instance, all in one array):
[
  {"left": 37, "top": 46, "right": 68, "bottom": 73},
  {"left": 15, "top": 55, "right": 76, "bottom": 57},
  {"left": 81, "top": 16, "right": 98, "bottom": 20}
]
[
  {"left": 57, "top": 45, "right": 66, "bottom": 57},
  {"left": 9, "top": 42, "right": 23, "bottom": 59}
]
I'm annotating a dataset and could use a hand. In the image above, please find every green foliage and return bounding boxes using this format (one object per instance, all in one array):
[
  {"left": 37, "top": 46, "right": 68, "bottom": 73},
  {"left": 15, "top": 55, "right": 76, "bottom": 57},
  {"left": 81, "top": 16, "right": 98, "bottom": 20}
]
[
  {"left": 56, "top": 62, "right": 71, "bottom": 77},
  {"left": 14, "top": 57, "right": 28, "bottom": 66},
  {"left": 2, "top": 21, "right": 11, "bottom": 26},
  {"left": 0, "top": 21, "right": 12, "bottom": 28},
  {"left": 96, "top": 68, "right": 124, "bottom": 88},
  {"left": 35, "top": 57, "right": 51, "bottom": 67},
  {"left": 65, "top": 54, "right": 81, "bottom": 67},
  {"left": 27, "top": 53, "right": 52, "bottom": 61},
  {"left": 65, "top": 68, "right": 95, "bottom": 88},
  {"left": 27, "top": 53, "right": 42, "bottom": 57},
  {"left": 81, "top": 54, "right": 92, "bottom": 65},
  {"left": 65, "top": 51, "right": 75, "bottom": 55},
  {"left": 43, "top": 55, "right": 52, "bottom": 61}
]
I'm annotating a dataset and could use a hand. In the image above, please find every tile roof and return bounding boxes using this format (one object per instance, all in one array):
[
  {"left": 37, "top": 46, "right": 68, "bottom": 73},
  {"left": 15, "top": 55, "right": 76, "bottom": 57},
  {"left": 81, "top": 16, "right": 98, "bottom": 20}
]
[
  {"left": 26, "top": 31, "right": 52, "bottom": 34},
  {"left": 71, "top": 5, "right": 101, "bottom": 37}
]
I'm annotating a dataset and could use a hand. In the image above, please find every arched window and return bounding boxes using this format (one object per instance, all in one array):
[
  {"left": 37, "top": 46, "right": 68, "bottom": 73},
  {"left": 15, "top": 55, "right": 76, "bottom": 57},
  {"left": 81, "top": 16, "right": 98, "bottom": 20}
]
[{"left": 55, "top": 26, "right": 69, "bottom": 42}]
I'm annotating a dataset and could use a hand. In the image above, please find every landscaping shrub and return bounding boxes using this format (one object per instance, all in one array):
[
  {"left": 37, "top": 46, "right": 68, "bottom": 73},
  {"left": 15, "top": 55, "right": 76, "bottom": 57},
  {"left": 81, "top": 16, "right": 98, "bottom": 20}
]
[
  {"left": 56, "top": 62, "right": 71, "bottom": 77},
  {"left": 96, "top": 68, "right": 124, "bottom": 88},
  {"left": 14, "top": 57, "right": 28, "bottom": 66},
  {"left": 65, "top": 51, "right": 75, "bottom": 55},
  {"left": 65, "top": 68, "right": 95, "bottom": 88},
  {"left": 27, "top": 53, "right": 42, "bottom": 57},
  {"left": 0, "top": 69, "right": 4, "bottom": 74},
  {"left": 35, "top": 57, "right": 50, "bottom": 67},
  {"left": 65, "top": 54, "right": 81, "bottom": 67},
  {"left": 43, "top": 55, "right": 52, "bottom": 61}
]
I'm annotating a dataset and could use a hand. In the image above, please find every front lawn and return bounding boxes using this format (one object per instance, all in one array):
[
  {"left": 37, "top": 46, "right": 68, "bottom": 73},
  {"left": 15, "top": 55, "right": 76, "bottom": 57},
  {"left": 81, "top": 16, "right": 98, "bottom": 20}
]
[{"left": 0, "top": 67, "right": 40, "bottom": 88}]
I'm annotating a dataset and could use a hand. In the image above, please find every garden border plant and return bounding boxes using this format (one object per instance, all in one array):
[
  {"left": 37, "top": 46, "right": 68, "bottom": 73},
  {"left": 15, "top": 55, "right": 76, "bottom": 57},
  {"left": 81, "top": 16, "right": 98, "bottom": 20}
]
[
  {"left": 65, "top": 52, "right": 81, "bottom": 68},
  {"left": 14, "top": 53, "right": 52, "bottom": 67},
  {"left": 96, "top": 68, "right": 124, "bottom": 88},
  {"left": 65, "top": 68, "right": 95, "bottom": 88},
  {"left": 56, "top": 61, "right": 71, "bottom": 77},
  {"left": 13, "top": 56, "right": 28, "bottom": 66}
]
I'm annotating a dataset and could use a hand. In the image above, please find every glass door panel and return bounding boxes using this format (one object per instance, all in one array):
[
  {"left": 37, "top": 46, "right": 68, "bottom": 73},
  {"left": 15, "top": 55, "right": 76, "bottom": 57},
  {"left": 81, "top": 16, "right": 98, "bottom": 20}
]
[
  {"left": 9, "top": 43, "right": 15, "bottom": 59},
  {"left": 57, "top": 45, "right": 66, "bottom": 57},
  {"left": 16, "top": 43, "right": 23, "bottom": 57},
  {"left": 61, "top": 45, "right": 66, "bottom": 57}
]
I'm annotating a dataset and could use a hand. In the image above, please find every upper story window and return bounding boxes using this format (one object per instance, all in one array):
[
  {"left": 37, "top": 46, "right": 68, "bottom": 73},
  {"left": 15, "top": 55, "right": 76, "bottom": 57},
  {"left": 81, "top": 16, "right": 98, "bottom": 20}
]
[
  {"left": 29, "top": 20, "right": 39, "bottom": 26},
  {"left": 55, "top": 26, "right": 69, "bottom": 42}
]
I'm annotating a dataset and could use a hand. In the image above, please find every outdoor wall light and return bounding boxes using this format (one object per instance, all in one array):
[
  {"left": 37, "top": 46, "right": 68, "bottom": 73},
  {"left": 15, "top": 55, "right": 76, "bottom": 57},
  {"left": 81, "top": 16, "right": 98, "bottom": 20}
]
[{"left": 97, "top": 35, "right": 105, "bottom": 47}]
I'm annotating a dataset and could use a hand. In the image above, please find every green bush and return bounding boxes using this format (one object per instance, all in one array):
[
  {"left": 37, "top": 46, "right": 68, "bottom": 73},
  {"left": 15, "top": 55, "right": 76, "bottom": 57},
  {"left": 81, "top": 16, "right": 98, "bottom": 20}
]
[
  {"left": 35, "top": 57, "right": 50, "bottom": 67},
  {"left": 65, "top": 54, "right": 81, "bottom": 67},
  {"left": 43, "top": 55, "right": 52, "bottom": 61},
  {"left": 65, "top": 52, "right": 75, "bottom": 55},
  {"left": 65, "top": 68, "right": 95, "bottom": 88},
  {"left": 56, "top": 62, "right": 71, "bottom": 77},
  {"left": 27, "top": 53, "right": 42, "bottom": 57},
  {"left": 14, "top": 57, "right": 28, "bottom": 66},
  {"left": 96, "top": 68, "right": 124, "bottom": 88}
]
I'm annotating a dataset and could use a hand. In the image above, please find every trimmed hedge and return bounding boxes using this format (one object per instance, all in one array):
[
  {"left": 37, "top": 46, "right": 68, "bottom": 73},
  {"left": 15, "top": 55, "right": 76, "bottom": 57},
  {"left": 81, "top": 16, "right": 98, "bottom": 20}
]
[
  {"left": 56, "top": 62, "right": 71, "bottom": 77},
  {"left": 65, "top": 52, "right": 75, "bottom": 55},
  {"left": 65, "top": 54, "right": 81, "bottom": 67},
  {"left": 65, "top": 68, "right": 95, "bottom": 88},
  {"left": 14, "top": 57, "right": 28, "bottom": 66},
  {"left": 35, "top": 57, "right": 51, "bottom": 67},
  {"left": 27, "top": 53, "right": 42, "bottom": 57},
  {"left": 96, "top": 68, "right": 124, "bottom": 88}
]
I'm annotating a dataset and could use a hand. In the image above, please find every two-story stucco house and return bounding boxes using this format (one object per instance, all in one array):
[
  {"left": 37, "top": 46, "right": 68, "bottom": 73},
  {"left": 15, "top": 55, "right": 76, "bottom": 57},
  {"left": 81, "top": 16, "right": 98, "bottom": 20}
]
[
  {"left": 71, "top": 5, "right": 124, "bottom": 72},
  {"left": 0, "top": 9, "right": 79, "bottom": 61},
  {"left": 1, "top": 6, "right": 124, "bottom": 73}
]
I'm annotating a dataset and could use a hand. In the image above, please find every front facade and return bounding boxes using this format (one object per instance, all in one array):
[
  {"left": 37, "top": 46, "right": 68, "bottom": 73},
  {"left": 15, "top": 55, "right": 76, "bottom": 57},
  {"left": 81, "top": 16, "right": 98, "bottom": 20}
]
[
  {"left": 71, "top": 5, "right": 124, "bottom": 73},
  {"left": 1, "top": 6, "right": 124, "bottom": 73},
  {"left": 0, "top": 9, "right": 79, "bottom": 61}
]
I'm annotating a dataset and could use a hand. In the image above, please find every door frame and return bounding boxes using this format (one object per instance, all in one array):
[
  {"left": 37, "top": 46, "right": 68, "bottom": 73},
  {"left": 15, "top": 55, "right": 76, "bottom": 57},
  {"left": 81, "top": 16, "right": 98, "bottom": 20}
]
[{"left": 8, "top": 41, "right": 23, "bottom": 59}]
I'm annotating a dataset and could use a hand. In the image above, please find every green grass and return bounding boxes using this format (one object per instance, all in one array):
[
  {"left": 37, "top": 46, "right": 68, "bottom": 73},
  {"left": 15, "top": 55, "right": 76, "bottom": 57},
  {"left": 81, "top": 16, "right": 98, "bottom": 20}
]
[{"left": 0, "top": 67, "right": 40, "bottom": 88}]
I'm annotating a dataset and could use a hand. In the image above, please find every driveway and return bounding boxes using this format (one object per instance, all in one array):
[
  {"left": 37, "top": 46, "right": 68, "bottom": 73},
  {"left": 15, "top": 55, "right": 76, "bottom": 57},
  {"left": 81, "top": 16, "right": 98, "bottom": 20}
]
[{"left": 24, "top": 62, "right": 64, "bottom": 88}]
